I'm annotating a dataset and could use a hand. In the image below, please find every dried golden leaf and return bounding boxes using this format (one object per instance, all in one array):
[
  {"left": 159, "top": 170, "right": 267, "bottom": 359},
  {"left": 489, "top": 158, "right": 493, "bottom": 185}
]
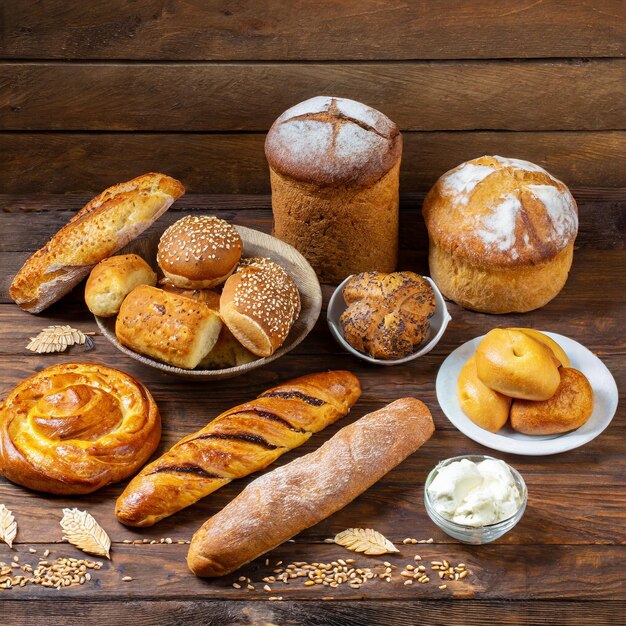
[
  {"left": 60, "top": 508, "right": 111, "bottom": 559},
  {"left": 0, "top": 504, "right": 17, "bottom": 549},
  {"left": 26, "top": 326, "right": 94, "bottom": 354},
  {"left": 334, "top": 528, "right": 400, "bottom": 556}
]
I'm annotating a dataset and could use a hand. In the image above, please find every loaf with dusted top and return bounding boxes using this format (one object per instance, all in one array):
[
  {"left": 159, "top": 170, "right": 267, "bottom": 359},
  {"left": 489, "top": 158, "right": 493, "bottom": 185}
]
[
  {"left": 115, "top": 371, "right": 361, "bottom": 526},
  {"left": 188, "top": 397, "right": 435, "bottom": 577},
  {"left": 423, "top": 156, "right": 578, "bottom": 313},
  {"left": 266, "top": 96, "right": 402, "bottom": 283},
  {"left": 10, "top": 173, "right": 184, "bottom": 313}
]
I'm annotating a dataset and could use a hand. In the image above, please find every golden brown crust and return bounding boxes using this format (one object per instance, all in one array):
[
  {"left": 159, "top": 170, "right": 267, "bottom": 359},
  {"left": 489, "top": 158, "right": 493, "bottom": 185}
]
[
  {"left": 265, "top": 96, "right": 401, "bottom": 188},
  {"left": 220, "top": 258, "right": 301, "bottom": 357},
  {"left": 159, "top": 282, "right": 258, "bottom": 369},
  {"left": 423, "top": 156, "right": 578, "bottom": 268},
  {"left": 475, "top": 329, "right": 561, "bottom": 401},
  {"left": 340, "top": 271, "right": 436, "bottom": 359},
  {"left": 428, "top": 238, "right": 574, "bottom": 314},
  {"left": 0, "top": 363, "right": 160, "bottom": 495},
  {"left": 157, "top": 215, "right": 242, "bottom": 288},
  {"left": 187, "top": 397, "right": 434, "bottom": 577},
  {"left": 510, "top": 368, "right": 594, "bottom": 435},
  {"left": 457, "top": 355, "right": 511, "bottom": 433},
  {"left": 270, "top": 162, "right": 400, "bottom": 283},
  {"left": 510, "top": 328, "right": 570, "bottom": 368},
  {"left": 85, "top": 254, "right": 157, "bottom": 317},
  {"left": 115, "top": 371, "right": 361, "bottom": 527},
  {"left": 115, "top": 285, "right": 222, "bottom": 369},
  {"left": 10, "top": 173, "right": 184, "bottom": 313}
]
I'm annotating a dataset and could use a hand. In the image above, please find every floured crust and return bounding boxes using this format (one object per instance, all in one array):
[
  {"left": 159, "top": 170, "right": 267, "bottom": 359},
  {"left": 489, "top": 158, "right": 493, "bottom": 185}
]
[
  {"left": 423, "top": 155, "right": 578, "bottom": 268},
  {"left": 187, "top": 397, "right": 434, "bottom": 577},
  {"left": 9, "top": 172, "right": 185, "bottom": 313},
  {"left": 265, "top": 96, "right": 402, "bottom": 188}
]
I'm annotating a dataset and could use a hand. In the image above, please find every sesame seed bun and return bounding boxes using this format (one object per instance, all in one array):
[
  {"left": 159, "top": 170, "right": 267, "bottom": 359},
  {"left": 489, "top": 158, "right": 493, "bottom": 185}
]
[
  {"left": 220, "top": 258, "right": 301, "bottom": 357},
  {"left": 157, "top": 215, "right": 242, "bottom": 289}
]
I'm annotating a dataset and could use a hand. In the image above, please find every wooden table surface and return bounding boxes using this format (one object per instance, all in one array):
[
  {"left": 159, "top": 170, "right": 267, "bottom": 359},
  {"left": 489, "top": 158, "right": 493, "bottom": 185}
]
[{"left": 0, "top": 192, "right": 624, "bottom": 625}]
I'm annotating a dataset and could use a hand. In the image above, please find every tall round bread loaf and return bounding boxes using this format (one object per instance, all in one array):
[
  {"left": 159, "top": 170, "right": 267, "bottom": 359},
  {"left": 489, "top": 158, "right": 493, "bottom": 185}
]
[
  {"left": 422, "top": 156, "right": 578, "bottom": 313},
  {"left": 265, "top": 96, "right": 402, "bottom": 284}
]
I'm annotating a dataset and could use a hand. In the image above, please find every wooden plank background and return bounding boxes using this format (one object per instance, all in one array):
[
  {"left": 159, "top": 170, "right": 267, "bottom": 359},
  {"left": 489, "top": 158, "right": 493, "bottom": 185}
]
[{"left": 1, "top": 0, "right": 625, "bottom": 193}]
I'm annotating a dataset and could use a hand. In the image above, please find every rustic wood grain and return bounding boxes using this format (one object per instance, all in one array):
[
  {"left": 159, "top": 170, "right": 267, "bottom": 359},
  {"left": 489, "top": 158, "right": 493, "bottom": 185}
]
[
  {"left": 2, "top": 131, "right": 626, "bottom": 194},
  {"left": 0, "top": 543, "right": 625, "bottom": 600},
  {"left": 1, "top": 0, "right": 624, "bottom": 60},
  {"left": 0, "top": 194, "right": 624, "bottom": 616},
  {"left": 2, "top": 599, "right": 626, "bottom": 625},
  {"left": 3, "top": 60, "right": 625, "bottom": 131}
]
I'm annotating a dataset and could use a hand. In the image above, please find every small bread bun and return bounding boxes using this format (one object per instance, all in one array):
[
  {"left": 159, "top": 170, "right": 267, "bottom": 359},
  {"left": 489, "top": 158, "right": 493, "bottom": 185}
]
[
  {"left": 85, "top": 254, "right": 156, "bottom": 317},
  {"left": 160, "top": 281, "right": 257, "bottom": 369},
  {"left": 458, "top": 355, "right": 511, "bottom": 433},
  {"left": 510, "top": 368, "right": 594, "bottom": 435},
  {"left": 157, "top": 215, "right": 242, "bottom": 288},
  {"left": 509, "top": 328, "right": 570, "bottom": 367},
  {"left": 220, "top": 258, "right": 301, "bottom": 357},
  {"left": 423, "top": 155, "right": 578, "bottom": 313},
  {"left": 116, "top": 285, "right": 222, "bottom": 369},
  {"left": 475, "top": 328, "right": 561, "bottom": 400}
]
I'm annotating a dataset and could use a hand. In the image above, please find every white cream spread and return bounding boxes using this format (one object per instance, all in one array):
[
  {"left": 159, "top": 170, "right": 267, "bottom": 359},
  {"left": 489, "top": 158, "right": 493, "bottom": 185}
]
[{"left": 428, "top": 459, "right": 522, "bottom": 527}]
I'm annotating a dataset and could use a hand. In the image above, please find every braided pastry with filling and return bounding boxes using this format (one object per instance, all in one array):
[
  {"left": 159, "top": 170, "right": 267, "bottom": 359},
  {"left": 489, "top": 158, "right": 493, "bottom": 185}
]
[{"left": 115, "top": 370, "right": 361, "bottom": 526}]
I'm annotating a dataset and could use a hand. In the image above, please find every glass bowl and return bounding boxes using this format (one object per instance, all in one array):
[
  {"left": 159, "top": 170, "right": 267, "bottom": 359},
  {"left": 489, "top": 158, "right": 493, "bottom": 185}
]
[{"left": 424, "top": 454, "right": 527, "bottom": 544}]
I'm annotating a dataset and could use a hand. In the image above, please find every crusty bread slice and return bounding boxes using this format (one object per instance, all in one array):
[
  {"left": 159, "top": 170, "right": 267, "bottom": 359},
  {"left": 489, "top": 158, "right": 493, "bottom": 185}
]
[{"left": 9, "top": 172, "right": 184, "bottom": 313}]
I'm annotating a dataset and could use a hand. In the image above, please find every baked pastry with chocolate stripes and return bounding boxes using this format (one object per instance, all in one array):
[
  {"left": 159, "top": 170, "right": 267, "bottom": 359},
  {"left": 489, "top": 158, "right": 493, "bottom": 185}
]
[{"left": 115, "top": 371, "right": 361, "bottom": 526}]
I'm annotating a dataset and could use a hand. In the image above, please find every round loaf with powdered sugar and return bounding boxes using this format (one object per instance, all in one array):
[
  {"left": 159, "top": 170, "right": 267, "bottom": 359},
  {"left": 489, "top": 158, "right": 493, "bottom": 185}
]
[
  {"left": 265, "top": 96, "right": 402, "bottom": 284},
  {"left": 423, "top": 156, "right": 578, "bottom": 313}
]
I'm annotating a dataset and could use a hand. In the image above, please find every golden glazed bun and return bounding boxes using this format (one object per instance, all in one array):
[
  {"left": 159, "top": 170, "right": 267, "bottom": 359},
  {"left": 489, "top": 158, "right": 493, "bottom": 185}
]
[
  {"left": 458, "top": 355, "right": 512, "bottom": 432},
  {"left": 266, "top": 96, "right": 402, "bottom": 283},
  {"left": 85, "top": 254, "right": 157, "bottom": 317},
  {"left": 510, "top": 368, "right": 594, "bottom": 435},
  {"left": 10, "top": 173, "right": 184, "bottom": 314},
  {"left": 339, "top": 271, "right": 436, "bottom": 359},
  {"left": 510, "top": 328, "right": 570, "bottom": 367},
  {"left": 157, "top": 215, "right": 243, "bottom": 289},
  {"left": 0, "top": 363, "right": 160, "bottom": 495},
  {"left": 116, "top": 285, "right": 223, "bottom": 369},
  {"left": 220, "top": 258, "right": 301, "bottom": 357},
  {"left": 475, "top": 329, "right": 561, "bottom": 400},
  {"left": 423, "top": 156, "right": 578, "bottom": 313}
]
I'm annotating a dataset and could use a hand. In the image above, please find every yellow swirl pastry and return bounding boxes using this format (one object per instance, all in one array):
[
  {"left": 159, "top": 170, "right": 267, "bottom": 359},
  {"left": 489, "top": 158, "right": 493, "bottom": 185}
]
[{"left": 0, "top": 363, "right": 160, "bottom": 494}]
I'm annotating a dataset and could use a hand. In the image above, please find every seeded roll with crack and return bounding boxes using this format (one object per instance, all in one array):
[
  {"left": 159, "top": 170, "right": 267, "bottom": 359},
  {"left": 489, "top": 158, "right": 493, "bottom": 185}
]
[{"left": 115, "top": 371, "right": 361, "bottom": 526}]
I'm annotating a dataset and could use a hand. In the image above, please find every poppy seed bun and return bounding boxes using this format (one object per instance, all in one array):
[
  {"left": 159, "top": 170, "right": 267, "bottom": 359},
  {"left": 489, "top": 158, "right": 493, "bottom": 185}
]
[
  {"left": 220, "top": 258, "right": 301, "bottom": 357},
  {"left": 157, "top": 215, "right": 242, "bottom": 289},
  {"left": 423, "top": 156, "right": 578, "bottom": 313}
]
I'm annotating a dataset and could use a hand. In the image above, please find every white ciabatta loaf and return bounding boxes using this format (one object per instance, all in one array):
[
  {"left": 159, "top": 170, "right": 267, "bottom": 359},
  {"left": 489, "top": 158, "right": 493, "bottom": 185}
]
[
  {"left": 188, "top": 397, "right": 434, "bottom": 577},
  {"left": 265, "top": 96, "right": 402, "bottom": 283},
  {"left": 10, "top": 173, "right": 184, "bottom": 313},
  {"left": 422, "top": 156, "right": 578, "bottom": 313},
  {"left": 220, "top": 258, "right": 301, "bottom": 357}
]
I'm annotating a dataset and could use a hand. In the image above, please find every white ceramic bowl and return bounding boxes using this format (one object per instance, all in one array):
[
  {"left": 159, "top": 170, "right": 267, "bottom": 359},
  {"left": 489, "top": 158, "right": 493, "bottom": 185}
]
[
  {"left": 424, "top": 455, "right": 528, "bottom": 544},
  {"left": 436, "top": 332, "right": 619, "bottom": 455},
  {"left": 326, "top": 275, "right": 451, "bottom": 365}
]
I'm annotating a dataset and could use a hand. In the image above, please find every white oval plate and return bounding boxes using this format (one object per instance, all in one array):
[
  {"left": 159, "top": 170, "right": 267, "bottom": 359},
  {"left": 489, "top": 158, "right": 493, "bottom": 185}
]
[
  {"left": 327, "top": 275, "right": 451, "bottom": 366},
  {"left": 436, "top": 332, "right": 619, "bottom": 455}
]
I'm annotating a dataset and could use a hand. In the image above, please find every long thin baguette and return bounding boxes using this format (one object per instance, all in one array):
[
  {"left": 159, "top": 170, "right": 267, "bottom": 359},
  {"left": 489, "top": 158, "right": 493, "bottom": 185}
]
[
  {"left": 187, "top": 397, "right": 434, "bottom": 577},
  {"left": 115, "top": 371, "right": 361, "bottom": 526}
]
